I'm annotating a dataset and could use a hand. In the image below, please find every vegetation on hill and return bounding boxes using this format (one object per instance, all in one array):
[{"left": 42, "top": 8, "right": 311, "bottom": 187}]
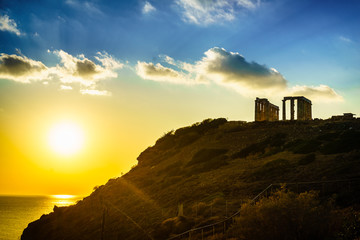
[
  {"left": 22, "top": 118, "right": 360, "bottom": 240},
  {"left": 228, "top": 188, "right": 359, "bottom": 240}
]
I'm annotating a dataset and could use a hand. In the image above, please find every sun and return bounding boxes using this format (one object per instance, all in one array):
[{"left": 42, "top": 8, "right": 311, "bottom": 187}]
[{"left": 48, "top": 121, "right": 84, "bottom": 156}]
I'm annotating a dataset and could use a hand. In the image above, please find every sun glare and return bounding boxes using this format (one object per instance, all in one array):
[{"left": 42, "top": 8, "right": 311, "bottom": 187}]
[
  {"left": 48, "top": 122, "right": 84, "bottom": 156},
  {"left": 51, "top": 194, "right": 75, "bottom": 199}
]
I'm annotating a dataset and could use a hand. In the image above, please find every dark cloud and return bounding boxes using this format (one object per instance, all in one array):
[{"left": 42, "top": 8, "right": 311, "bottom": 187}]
[
  {"left": 76, "top": 59, "right": 98, "bottom": 77},
  {"left": 197, "top": 47, "right": 287, "bottom": 89},
  {"left": 0, "top": 53, "right": 46, "bottom": 77},
  {"left": 136, "top": 61, "right": 189, "bottom": 83}
]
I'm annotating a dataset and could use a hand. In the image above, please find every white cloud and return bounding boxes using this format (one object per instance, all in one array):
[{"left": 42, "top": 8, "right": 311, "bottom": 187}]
[
  {"left": 136, "top": 47, "right": 342, "bottom": 102},
  {"left": 52, "top": 50, "right": 122, "bottom": 87},
  {"left": 65, "top": 0, "right": 103, "bottom": 15},
  {"left": 142, "top": 1, "right": 156, "bottom": 14},
  {"left": 80, "top": 89, "right": 112, "bottom": 96},
  {"left": 60, "top": 85, "right": 73, "bottom": 90},
  {"left": 289, "top": 85, "right": 343, "bottom": 102},
  {"left": 52, "top": 50, "right": 123, "bottom": 93},
  {"left": 0, "top": 14, "right": 22, "bottom": 36},
  {"left": 136, "top": 61, "right": 195, "bottom": 84},
  {"left": 0, "top": 50, "right": 123, "bottom": 96},
  {"left": 159, "top": 55, "right": 176, "bottom": 65},
  {"left": 95, "top": 51, "right": 124, "bottom": 69},
  {"left": 176, "top": 0, "right": 259, "bottom": 25},
  {"left": 339, "top": 36, "right": 352, "bottom": 43}
]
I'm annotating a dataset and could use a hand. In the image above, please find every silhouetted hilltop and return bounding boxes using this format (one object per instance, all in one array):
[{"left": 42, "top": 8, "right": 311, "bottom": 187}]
[{"left": 22, "top": 118, "right": 360, "bottom": 240}]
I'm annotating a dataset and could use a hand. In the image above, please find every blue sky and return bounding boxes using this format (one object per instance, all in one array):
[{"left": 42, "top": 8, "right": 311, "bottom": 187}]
[
  {"left": 0, "top": 0, "right": 360, "bottom": 194},
  {"left": 1, "top": 0, "right": 359, "bottom": 98}
]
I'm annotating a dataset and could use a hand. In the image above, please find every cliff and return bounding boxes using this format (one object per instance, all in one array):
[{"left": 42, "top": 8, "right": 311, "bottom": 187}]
[{"left": 22, "top": 118, "right": 360, "bottom": 239}]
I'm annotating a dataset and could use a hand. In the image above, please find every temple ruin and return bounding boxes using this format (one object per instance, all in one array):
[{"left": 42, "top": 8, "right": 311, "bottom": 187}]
[
  {"left": 254, "top": 98, "right": 279, "bottom": 121},
  {"left": 255, "top": 96, "right": 312, "bottom": 121},
  {"left": 331, "top": 113, "right": 356, "bottom": 121},
  {"left": 282, "top": 96, "right": 312, "bottom": 121}
]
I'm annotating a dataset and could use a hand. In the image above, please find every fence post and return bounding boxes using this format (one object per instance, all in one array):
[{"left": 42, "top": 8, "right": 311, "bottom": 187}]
[
  {"left": 213, "top": 226, "right": 215, "bottom": 236},
  {"left": 201, "top": 229, "right": 204, "bottom": 240}
]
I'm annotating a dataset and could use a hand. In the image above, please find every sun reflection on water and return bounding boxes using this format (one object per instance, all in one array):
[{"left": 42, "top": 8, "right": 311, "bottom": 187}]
[{"left": 51, "top": 195, "right": 79, "bottom": 207}]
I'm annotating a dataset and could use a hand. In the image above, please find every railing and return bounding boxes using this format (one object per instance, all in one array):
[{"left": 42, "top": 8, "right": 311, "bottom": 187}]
[
  {"left": 167, "top": 184, "right": 274, "bottom": 240},
  {"left": 167, "top": 178, "right": 360, "bottom": 240}
]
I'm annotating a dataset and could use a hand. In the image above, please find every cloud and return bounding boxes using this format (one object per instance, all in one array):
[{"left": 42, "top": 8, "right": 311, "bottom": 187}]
[
  {"left": 136, "top": 61, "right": 194, "bottom": 84},
  {"left": 95, "top": 51, "right": 124, "bottom": 69},
  {"left": 60, "top": 85, "right": 73, "bottom": 90},
  {"left": 0, "top": 54, "right": 47, "bottom": 82},
  {"left": 65, "top": 0, "right": 103, "bottom": 15},
  {"left": 54, "top": 50, "right": 99, "bottom": 80},
  {"left": 176, "top": 0, "right": 259, "bottom": 25},
  {"left": 142, "top": 1, "right": 156, "bottom": 14},
  {"left": 136, "top": 47, "right": 342, "bottom": 102},
  {"left": 339, "top": 36, "right": 352, "bottom": 43},
  {"left": 0, "top": 14, "right": 22, "bottom": 36},
  {"left": 80, "top": 89, "right": 111, "bottom": 96},
  {"left": 52, "top": 50, "right": 123, "bottom": 87},
  {"left": 137, "top": 47, "right": 287, "bottom": 92},
  {"left": 0, "top": 50, "right": 123, "bottom": 96},
  {"left": 195, "top": 47, "right": 287, "bottom": 93},
  {"left": 289, "top": 85, "right": 343, "bottom": 102}
]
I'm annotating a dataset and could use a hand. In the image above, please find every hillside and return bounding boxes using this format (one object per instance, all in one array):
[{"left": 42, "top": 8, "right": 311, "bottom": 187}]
[{"left": 22, "top": 118, "right": 360, "bottom": 240}]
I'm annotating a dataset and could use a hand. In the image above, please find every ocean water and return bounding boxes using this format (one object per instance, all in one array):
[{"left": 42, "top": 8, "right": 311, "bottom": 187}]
[{"left": 0, "top": 195, "right": 82, "bottom": 240}]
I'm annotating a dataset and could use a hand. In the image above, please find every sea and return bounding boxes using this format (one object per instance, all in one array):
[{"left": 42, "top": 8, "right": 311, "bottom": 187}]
[{"left": 0, "top": 195, "right": 83, "bottom": 240}]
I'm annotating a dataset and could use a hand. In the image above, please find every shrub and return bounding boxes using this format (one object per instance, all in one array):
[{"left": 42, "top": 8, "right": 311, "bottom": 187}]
[
  {"left": 228, "top": 189, "right": 341, "bottom": 240},
  {"left": 154, "top": 216, "right": 194, "bottom": 239},
  {"left": 337, "top": 208, "right": 360, "bottom": 240},
  {"left": 156, "top": 130, "right": 175, "bottom": 146},
  {"left": 175, "top": 118, "right": 227, "bottom": 136}
]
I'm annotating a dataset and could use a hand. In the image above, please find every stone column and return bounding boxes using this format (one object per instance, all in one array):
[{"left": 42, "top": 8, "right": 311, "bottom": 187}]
[
  {"left": 297, "top": 99, "right": 303, "bottom": 120},
  {"left": 255, "top": 99, "right": 259, "bottom": 121},
  {"left": 307, "top": 102, "right": 312, "bottom": 120},
  {"left": 290, "top": 98, "right": 295, "bottom": 120},
  {"left": 282, "top": 99, "right": 286, "bottom": 120}
]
